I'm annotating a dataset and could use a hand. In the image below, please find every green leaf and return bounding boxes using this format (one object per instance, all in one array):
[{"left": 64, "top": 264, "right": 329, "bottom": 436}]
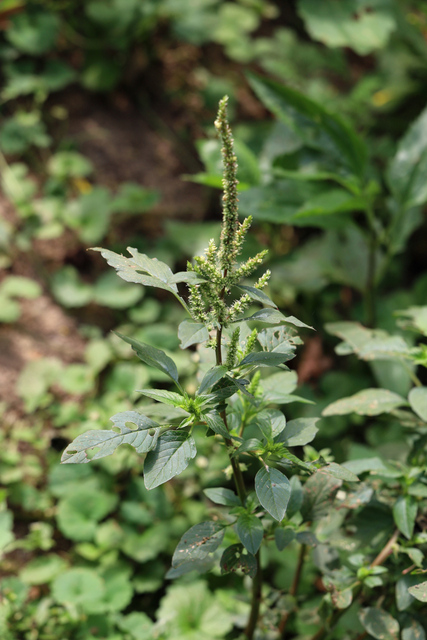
[
  {"left": 234, "top": 438, "right": 263, "bottom": 455},
  {"left": 92, "top": 270, "right": 143, "bottom": 309},
  {"left": 156, "top": 580, "right": 234, "bottom": 638},
  {"left": 358, "top": 336, "right": 411, "bottom": 362},
  {"left": 97, "top": 563, "right": 134, "bottom": 613},
  {"left": 64, "top": 187, "right": 111, "bottom": 244},
  {"left": 1, "top": 275, "right": 42, "bottom": 299},
  {"left": 359, "top": 607, "right": 400, "bottom": 640},
  {"left": 235, "top": 514, "right": 263, "bottom": 555},
  {"left": 121, "top": 523, "right": 169, "bottom": 564},
  {"left": 401, "top": 617, "right": 426, "bottom": 640},
  {"left": 170, "top": 271, "right": 207, "bottom": 285},
  {"left": 321, "top": 463, "right": 359, "bottom": 482},
  {"left": 171, "top": 521, "right": 225, "bottom": 568},
  {"left": 210, "top": 375, "right": 251, "bottom": 401},
  {"left": 16, "top": 357, "right": 63, "bottom": 412},
  {"left": 388, "top": 104, "right": 427, "bottom": 209},
  {"left": 0, "top": 111, "right": 50, "bottom": 154},
  {"left": 408, "top": 581, "right": 427, "bottom": 603},
  {"left": 81, "top": 56, "right": 121, "bottom": 91},
  {"left": 61, "top": 411, "right": 159, "bottom": 464},
  {"left": 178, "top": 319, "right": 209, "bottom": 349},
  {"left": 220, "top": 543, "right": 257, "bottom": 578},
  {"left": 269, "top": 409, "right": 287, "bottom": 438},
  {"left": 137, "top": 389, "right": 185, "bottom": 407},
  {"left": 298, "top": 0, "right": 396, "bottom": 56},
  {"left": 301, "top": 471, "right": 342, "bottom": 521},
  {"left": 51, "top": 266, "right": 93, "bottom": 308},
  {"left": 261, "top": 371, "right": 312, "bottom": 406},
  {"left": 110, "top": 182, "right": 159, "bottom": 214},
  {"left": 397, "top": 306, "right": 427, "bottom": 337},
  {"left": 243, "top": 307, "right": 313, "bottom": 329},
  {"left": 48, "top": 151, "right": 93, "bottom": 179},
  {"left": 277, "top": 418, "right": 319, "bottom": 446},
  {"left": 342, "top": 457, "right": 388, "bottom": 476},
  {"left": 144, "top": 431, "right": 197, "bottom": 489},
  {"left": 257, "top": 326, "right": 298, "bottom": 356},
  {"left": 274, "top": 527, "right": 295, "bottom": 551},
  {"left": 393, "top": 496, "right": 417, "bottom": 539},
  {"left": 293, "top": 188, "right": 365, "bottom": 219},
  {"left": 2, "top": 60, "right": 75, "bottom": 101},
  {"left": 20, "top": 555, "right": 68, "bottom": 585},
  {"left": 273, "top": 167, "right": 361, "bottom": 194},
  {"left": 57, "top": 489, "right": 117, "bottom": 541},
  {"left": 408, "top": 387, "right": 427, "bottom": 422},
  {"left": 94, "top": 246, "right": 181, "bottom": 297},
  {"left": 118, "top": 612, "right": 154, "bottom": 640},
  {"left": 52, "top": 568, "right": 105, "bottom": 613},
  {"left": 7, "top": 11, "right": 60, "bottom": 55},
  {"left": 296, "top": 531, "right": 318, "bottom": 547},
  {"left": 203, "top": 411, "right": 230, "bottom": 438},
  {"left": 255, "top": 467, "right": 291, "bottom": 522},
  {"left": 236, "top": 284, "right": 277, "bottom": 308},
  {"left": 238, "top": 351, "right": 291, "bottom": 368},
  {"left": 115, "top": 332, "right": 180, "bottom": 386},
  {"left": 198, "top": 366, "right": 228, "bottom": 396},
  {"left": 287, "top": 476, "right": 304, "bottom": 518},
  {"left": 204, "top": 487, "right": 241, "bottom": 507},
  {"left": 248, "top": 72, "right": 367, "bottom": 180},
  {"left": 0, "top": 294, "right": 20, "bottom": 322},
  {"left": 396, "top": 575, "right": 423, "bottom": 611},
  {"left": 323, "top": 388, "right": 407, "bottom": 416},
  {"left": 0, "top": 510, "right": 14, "bottom": 554},
  {"left": 60, "top": 363, "right": 94, "bottom": 394}
]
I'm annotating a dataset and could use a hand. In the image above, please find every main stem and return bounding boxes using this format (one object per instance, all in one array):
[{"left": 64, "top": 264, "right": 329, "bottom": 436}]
[
  {"left": 245, "top": 550, "right": 262, "bottom": 639},
  {"left": 216, "top": 313, "right": 262, "bottom": 639},
  {"left": 364, "top": 201, "right": 377, "bottom": 328}
]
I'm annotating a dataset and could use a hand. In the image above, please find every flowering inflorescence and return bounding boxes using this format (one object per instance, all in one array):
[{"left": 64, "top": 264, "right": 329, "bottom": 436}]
[
  {"left": 225, "top": 328, "right": 241, "bottom": 369},
  {"left": 187, "top": 96, "right": 270, "bottom": 336}
]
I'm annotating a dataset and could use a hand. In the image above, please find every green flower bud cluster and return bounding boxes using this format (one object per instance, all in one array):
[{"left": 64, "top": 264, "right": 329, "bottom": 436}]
[
  {"left": 225, "top": 327, "right": 241, "bottom": 369},
  {"left": 187, "top": 96, "right": 269, "bottom": 336}
]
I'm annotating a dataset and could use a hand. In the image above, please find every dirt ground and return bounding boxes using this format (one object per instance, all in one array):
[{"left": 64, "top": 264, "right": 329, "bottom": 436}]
[{"left": 0, "top": 90, "right": 209, "bottom": 412}]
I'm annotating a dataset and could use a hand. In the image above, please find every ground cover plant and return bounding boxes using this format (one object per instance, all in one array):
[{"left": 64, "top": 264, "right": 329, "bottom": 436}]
[
  {"left": 2, "top": 2, "right": 427, "bottom": 639},
  {"left": 58, "top": 98, "right": 427, "bottom": 639}
]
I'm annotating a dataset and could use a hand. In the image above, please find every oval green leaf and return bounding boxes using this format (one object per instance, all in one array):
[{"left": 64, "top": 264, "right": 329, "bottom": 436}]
[
  {"left": 144, "top": 431, "right": 197, "bottom": 489},
  {"left": 235, "top": 514, "right": 263, "bottom": 555},
  {"left": 255, "top": 467, "right": 291, "bottom": 522}
]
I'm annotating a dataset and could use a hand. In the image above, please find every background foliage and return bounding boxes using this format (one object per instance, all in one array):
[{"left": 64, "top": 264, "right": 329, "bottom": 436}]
[{"left": 1, "top": 1, "right": 427, "bottom": 639}]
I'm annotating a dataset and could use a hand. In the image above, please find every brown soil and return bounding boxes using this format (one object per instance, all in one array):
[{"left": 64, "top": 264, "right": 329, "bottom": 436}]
[
  {"left": 64, "top": 88, "right": 209, "bottom": 224},
  {"left": 0, "top": 89, "right": 210, "bottom": 412}
]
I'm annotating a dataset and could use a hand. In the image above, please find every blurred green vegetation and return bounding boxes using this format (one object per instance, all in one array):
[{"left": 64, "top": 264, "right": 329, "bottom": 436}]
[{"left": 2, "top": 1, "right": 427, "bottom": 638}]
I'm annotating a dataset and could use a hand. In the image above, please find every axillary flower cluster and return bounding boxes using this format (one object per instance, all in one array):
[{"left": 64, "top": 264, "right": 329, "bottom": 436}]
[{"left": 187, "top": 96, "right": 270, "bottom": 343}]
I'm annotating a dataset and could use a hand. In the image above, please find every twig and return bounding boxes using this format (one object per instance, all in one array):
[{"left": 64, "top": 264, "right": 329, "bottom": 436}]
[
  {"left": 308, "top": 529, "right": 400, "bottom": 640},
  {"left": 278, "top": 544, "right": 307, "bottom": 638},
  {"left": 370, "top": 529, "right": 399, "bottom": 568},
  {"left": 244, "top": 550, "right": 262, "bottom": 640}
]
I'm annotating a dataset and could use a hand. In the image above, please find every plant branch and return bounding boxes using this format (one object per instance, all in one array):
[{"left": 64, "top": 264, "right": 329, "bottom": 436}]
[
  {"left": 308, "top": 529, "right": 400, "bottom": 640},
  {"left": 364, "top": 200, "right": 377, "bottom": 328},
  {"left": 244, "top": 549, "right": 262, "bottom": 640},
  {"left": 370, "top": 529, "right": 399, "bottom": 567},
  {"left": 278, "top": 543, "right": 307, "bottom": 638},
  {"left": 215, "top": 304, "right": 261, "bottom": 638}
]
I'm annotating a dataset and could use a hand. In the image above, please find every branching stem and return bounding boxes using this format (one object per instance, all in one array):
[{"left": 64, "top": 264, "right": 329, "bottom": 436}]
[
  {"left": 278, "top": 544, "right": 307, "bottom": 638},
  {"left": 244, "top": 550, "right": 262, "bottom": 640},
  {"left": 364, "top": 200, "right": 377, "bottom": 328},
  {"left": 308, "top": 529, "right": 399, "bottom": 640},
  {"left": 215, "top": 294, "right": 261, "bottom": 638}
]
